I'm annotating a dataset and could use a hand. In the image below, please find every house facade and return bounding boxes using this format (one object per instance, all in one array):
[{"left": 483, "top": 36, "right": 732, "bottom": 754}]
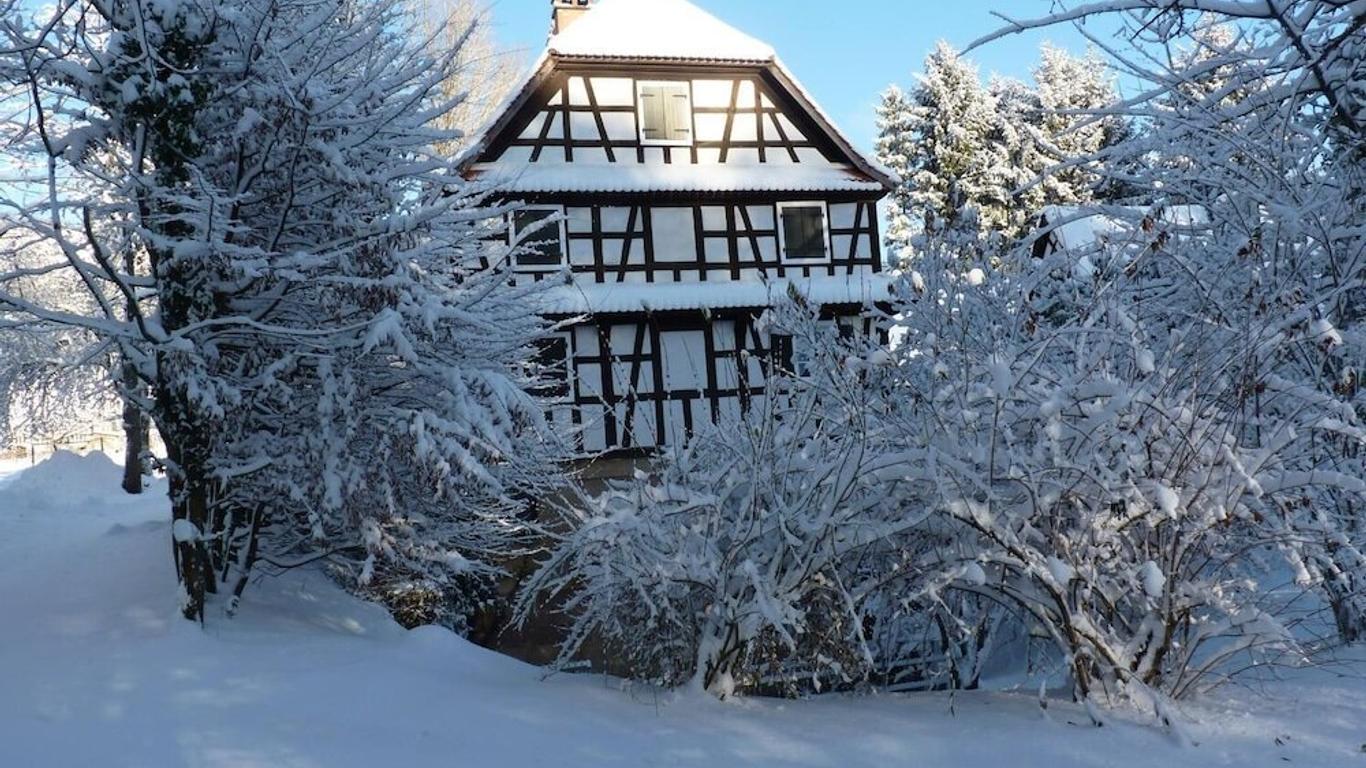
[{"left": 464, "top": 0, "right": 895, "bottom": 455}]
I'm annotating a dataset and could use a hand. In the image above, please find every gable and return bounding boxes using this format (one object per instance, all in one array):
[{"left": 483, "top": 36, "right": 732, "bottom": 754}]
[{"left": 466, "top": 61, "right": 892, "bottom": 195}]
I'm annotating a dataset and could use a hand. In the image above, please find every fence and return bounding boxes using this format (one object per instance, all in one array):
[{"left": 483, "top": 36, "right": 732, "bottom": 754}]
[{"left": 0, "top": 429, "right": 129, "bottom": 464}]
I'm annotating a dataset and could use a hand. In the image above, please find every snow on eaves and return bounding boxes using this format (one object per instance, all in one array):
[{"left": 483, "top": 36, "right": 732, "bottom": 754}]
[
  {"left": 469, "top": 163, "right": 887, "bottom": 194},
  {"left": 533, "top": 274, "right": 895, "bottom": 315},
  {"left": 548, "top": 0, "right": 775, "bottom": 63}
]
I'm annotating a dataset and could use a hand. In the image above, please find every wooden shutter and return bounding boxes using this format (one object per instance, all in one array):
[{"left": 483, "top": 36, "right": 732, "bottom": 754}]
[
  {"left": 639, "top": 86, "right": 665, "bottom": 141},
  {"left": 665, "top": 84, "right": 692, "bottom": 141}
]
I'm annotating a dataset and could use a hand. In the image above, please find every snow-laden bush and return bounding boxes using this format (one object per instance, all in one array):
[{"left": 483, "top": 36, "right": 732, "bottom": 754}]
[
  {"left": 521, "top": 1, "right": 1365, "bottom": 712},
  {"left": 868, "top": 2, "right": 1366, "bottom": 711},
  {"left": 885, "top": 209, "right": 1366, "bottom": 707},
  {"left": 518, "top": 299, "right": 912, "bottom": 696}
]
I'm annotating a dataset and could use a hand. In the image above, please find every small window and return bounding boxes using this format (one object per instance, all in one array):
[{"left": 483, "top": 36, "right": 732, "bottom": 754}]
[
  {"left": 529, "top": 333, "right": 572, "bottom": 402},
  {"left": 637, "top": 81, "right": 693, "bottom": 146},
  {"left": 773, "top": 322, "right": 850, "bottom": 378},
  {"left": 777, "top": 202, "right": 831, "bottom": 264},
  {"left": 509, "top": 207, "right": 566, "bottom": 271}
]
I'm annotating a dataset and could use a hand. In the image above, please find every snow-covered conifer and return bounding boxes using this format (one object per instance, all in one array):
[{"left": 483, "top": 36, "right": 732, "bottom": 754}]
[
  {"left": 1030, "top": 45, "right": 1121, "bottom": 206},
  {"left": 877, "top": 43, "right": 1011, "bottom": 254}
]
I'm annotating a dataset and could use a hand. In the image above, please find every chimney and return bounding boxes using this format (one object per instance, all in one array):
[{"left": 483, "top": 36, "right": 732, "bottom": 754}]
[{"left": 551, "top": 0, "right": 591, "bottom": 35}]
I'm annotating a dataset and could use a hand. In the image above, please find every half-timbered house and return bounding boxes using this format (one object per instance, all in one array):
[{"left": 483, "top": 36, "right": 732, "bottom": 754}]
[{"left": 464, "top": 0, "right": 896, "bottom": 456}]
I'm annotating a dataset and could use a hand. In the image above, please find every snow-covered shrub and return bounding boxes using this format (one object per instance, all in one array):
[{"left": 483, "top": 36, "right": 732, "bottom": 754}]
[
  {"left": 883, "top": 214, "right": 1366, "bottom": 706},
  {"left": 834, "top": 12, "right": 1366, "bottom": 689},
  {"left": 518, "top": 298, "right": 909, "bottom": 696}
]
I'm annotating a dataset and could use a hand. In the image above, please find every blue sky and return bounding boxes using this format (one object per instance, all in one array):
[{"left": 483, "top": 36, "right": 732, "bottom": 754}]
[{"left": 484, "top": 0, "right": 1111, "bottom": 155}]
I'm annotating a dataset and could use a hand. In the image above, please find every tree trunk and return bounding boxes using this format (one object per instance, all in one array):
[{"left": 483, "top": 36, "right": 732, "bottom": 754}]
[
  {"left": 167, "top": 435, "right": 214, "bottom": 622},
  {"left": 157, "top": 355, "right": 217, "bottom": 623},
  {"left": 120, "top": 356, "right": 144, "bottom": 495},
  {"left": 120, "top": 237, "right": 146, "bottom": 495}
]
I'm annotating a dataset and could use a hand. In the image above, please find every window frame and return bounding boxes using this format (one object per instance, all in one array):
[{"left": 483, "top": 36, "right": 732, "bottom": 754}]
[
  {"left": 508, "top": 205, "right": 568, "bottom": 273},
  {"left": 635, "top": 79, "right": 695, "bottom": 147},
  {"left": 776, "top": 201, "right": 833, "bottom": 265}
]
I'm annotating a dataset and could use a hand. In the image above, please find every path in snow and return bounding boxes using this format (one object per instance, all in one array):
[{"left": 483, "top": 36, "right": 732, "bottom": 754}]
[{"left": 0, "top": 452, "right": 1362, "bottom": 767}]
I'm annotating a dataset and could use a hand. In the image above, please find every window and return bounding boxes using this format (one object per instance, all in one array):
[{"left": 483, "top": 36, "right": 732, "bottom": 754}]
[
  {"left": 529, "top": 333, "right": 572, "bottom": 402},
  {"left": 777, "top": 202, "right": 831, "bottom": 264},
  {"left": 636, "top": 81, "right": 693, "bottom": 146},
  {"left": 509, "top": 207, "right": 566, "bottom": 271},
  {"left": 773, "top": 322, "right": 853, "bottom": 378}
]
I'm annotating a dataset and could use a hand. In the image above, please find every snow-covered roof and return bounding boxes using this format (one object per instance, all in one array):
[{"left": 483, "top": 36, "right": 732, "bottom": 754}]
[
  {"left": 471, "top": 163, "right": 887, "bottom": 195},
  {"left": 548, "top": 0, "right": 775, "bottom": 64},
  {"left": 1038, "top": 205, "right": 1210, "bottom": 251},
  {"left": 534, "top": 274, "right": 895, "bottom": 315}
]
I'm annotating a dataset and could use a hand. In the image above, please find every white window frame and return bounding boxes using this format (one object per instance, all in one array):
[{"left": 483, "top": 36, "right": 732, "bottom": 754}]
[
  {"left": 635, "top": 80, "right": 695, "bottom": 147},
  {"left": 776, "top": 201, "right": 833, "bottom": 265},
  {"left": 508, "top": 205, "right": 568, "bottom": 273}
]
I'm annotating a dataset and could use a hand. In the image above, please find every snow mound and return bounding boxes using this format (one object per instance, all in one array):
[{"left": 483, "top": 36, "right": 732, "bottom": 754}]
[{"left": 0, "top": 451, "right": 123, "bottom": 508}]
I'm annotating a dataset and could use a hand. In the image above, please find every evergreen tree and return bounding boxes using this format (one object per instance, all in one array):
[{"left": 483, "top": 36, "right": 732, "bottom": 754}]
[
  {"left": 1030, "top": 44, "right": 1120, "bottom": 206},
  {"left": 877, "top": 43, "right": 1010, "bottom": 256},
  {"left": 986, "top": 75, "right": 1047, "bottom": 236},
  {"left": 873, "top": 85, "right": 918, "bottom": 264}
]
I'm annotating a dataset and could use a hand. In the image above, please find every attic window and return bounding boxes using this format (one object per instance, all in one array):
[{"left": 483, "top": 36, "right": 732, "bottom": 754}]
[
  {"left": 777, "top": 202, "right": 831, "bottom": 264},
  {"left": 636, "top": 81, "right": 693, "bottom": 146},
  {"left": 509, "top": 207, "right": 566, "bottom": 272}
]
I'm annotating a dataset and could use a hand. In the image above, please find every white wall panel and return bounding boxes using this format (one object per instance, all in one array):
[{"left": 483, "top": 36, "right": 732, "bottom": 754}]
[
  {"left": 695, "top": 113, "right": 727, "bottom": 142},
  {"left": 601, "top": 112, "right": 637, "bottom": 142},
  {"left": 829, "top": 203, "right": 859, "bottom": 228},
  {"left": 590, "top": 77, "right": 635, "bottom": 106},
  {"left": 569, "top": 112, "right": 601, "bottom": 141},
  {"left": 692, "top": 80, "right": 733, "bottom": 108},
  {"left": 600, "top": 206, "right": 634, "bottom": 231},
  {"left": 661, "top": 331, "right": 706, "bottom": 390},
  {"left": 650, "top": 208, "right": 698, "bottom": 262},
  {"left": 566, "top": 77, "right": 590, "bottom": 106},
  {"left": 730, "top": 113, "right": 758, "bottom": 142},
  {"left": 568, "top": 238, "right": 596, "bottom": 267}
]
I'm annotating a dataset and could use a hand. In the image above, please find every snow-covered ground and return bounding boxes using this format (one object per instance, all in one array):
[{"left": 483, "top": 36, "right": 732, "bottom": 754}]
[{"left": 0, "top": 453, "right": 1362, "bottom": 767}]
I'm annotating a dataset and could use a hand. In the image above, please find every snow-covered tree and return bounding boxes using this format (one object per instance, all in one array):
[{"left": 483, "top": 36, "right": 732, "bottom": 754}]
[
  {"left": 0, "top": 235, "right": 118, "bottom": 453},
  {"left": 1029, "top": 44, "right": 1122, "bottom": 207},
  {"left": 873, "top": 86, "right": 918, "bottom": 264},
  {"left": 417, "top": 0, "right": 521, "bottom": 155},
  {"left": 0, "top": 0, "right": 569, "bottom": 622},
  {"left": 879, "top": 42, "right": 1128, "bottom": 255},
  {"left": 876, "top": 43, "right": 1011, "bottom": 255}
]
